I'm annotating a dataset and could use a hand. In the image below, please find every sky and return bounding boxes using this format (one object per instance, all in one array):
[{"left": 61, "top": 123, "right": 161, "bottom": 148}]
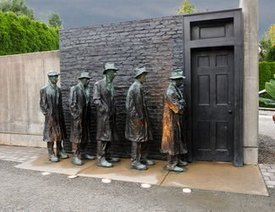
[{"left": 26, "top": 0, "right": 274, "bottom": 38}]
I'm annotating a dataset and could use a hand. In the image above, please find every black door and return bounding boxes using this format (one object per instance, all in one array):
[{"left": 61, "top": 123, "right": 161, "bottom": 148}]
[{"left": 192, "top": 48, "right": 234, "bottom": 161}]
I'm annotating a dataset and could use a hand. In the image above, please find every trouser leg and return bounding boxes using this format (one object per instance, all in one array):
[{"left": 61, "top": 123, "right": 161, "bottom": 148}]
[
  {"left": 56, "top": 140, "right": 68, "bottom": 159},
  {"left": 47, "top": 142, "right": 54, "bottom": 158},
  {"left": 167, "top": 154, "right": 184, "bottom": 172},
  {"left": 131, "top": 142, "right": 147, "bottom": 170},
  {"left": 97, "top": 140, "right": 112, "bottom": 167},
  {"left": 47, "top": 142, "right": 59, "bottom": 162},
  {"left": 97, "top": 140, "right": 107, "bottom": 161},
  {"left": 71, "top": 143, "right": 83, "bottom": 165},
  {"left": 167, "top": 154, "right": 178, "bottom": 168},
  {"left": 72, "top": 143, "right": 80, "bottom": 156},
  {"left": 80, "top": 142, "right": 86, "bottom": 154},
  {"left": 140, "top": 142, "right": 148, "bottom": 161},
  {"left": 104, "top": 142, "right": 111, "bottom": 160},
  {"left": 131, "top": 142, "right": 141, "bottom": 163},
  {"left": 105, "top": 141, "right": 120, "bottom": 162},
  {"left": 80, "top": 142, "right": 95, "bottom": 160},
  {"left": 56, "top": 141, "right": 60, "bottom": 156}
]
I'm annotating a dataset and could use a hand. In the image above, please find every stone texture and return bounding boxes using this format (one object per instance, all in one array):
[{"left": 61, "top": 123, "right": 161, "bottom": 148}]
[
  {"left": 0, "top": 51, "right": 60, "bottom": 147},
  {"left": 240, "top": 0, "right": 259, "bottom": 164},
  {"left": 244, "top": 147, "right": 258, "bottom": 165}
]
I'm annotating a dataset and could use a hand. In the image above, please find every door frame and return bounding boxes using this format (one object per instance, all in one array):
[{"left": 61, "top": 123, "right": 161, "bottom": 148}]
[{"left": 183, "top": 9, "right": 244, "bottom": 166}]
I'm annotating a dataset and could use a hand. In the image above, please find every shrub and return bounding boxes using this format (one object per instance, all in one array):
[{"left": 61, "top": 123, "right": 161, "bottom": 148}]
[
  {"left": 259, "top": 62, "right": 271, "bottom": 91},
  {"left": 0, "top": 12, "right": 59, "bottom": 55},
  {"left": 259, "top": 62, "right": 275, "bottom": 108}
]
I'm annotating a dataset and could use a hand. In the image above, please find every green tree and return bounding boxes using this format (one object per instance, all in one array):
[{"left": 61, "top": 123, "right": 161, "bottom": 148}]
[
  {"left": 0, "top": 0, "right": 34, "bottom": 19},
  {"left": 177, "top": 0, "right": 195, "bottom": 15},
  {"left": 48, "top": 12, "right": 62, "bottom": 28},
  {"left": 0, "top": 12, "right": 59, "bottom": 55},
  {"left": 269, "top": 25, "right": 275, "bottom": 46},
  {"left": 259, "top": 32, "right": 272, "bottom": 61},
  {"left": 259, "top": 25, "right": 275, "bottom": 62}
]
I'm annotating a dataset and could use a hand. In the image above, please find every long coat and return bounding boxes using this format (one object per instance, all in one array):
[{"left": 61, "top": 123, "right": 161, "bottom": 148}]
[
  {"left": 161, "top": 83, "right": 187, "bottom": 155},
  {"left": 93, "top": 78, "right": 118, "bottom": 142},
  {"left": 125, "top": 80, "right": 152, "bottom": 143},
  {"left": 69, "top": 83, "right": 91, "bottom": 144},
  {"left": 40, "top": 83, "right": 66, "bottom": 142}
]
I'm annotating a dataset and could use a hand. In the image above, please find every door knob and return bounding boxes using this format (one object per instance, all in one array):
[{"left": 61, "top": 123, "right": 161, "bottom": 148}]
[{"left": 228, "top": 110, "right": 233, "bottom": 114}]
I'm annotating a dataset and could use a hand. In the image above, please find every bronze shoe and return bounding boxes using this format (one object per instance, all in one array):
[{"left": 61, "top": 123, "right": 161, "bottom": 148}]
[
  {"left": 82, "top": 154, "right": 96, "bottom": 160},
  {"left": 131, "top": 161, "right": 147, "bottom": 170},
  {"left": 167, "top": 165, "right": 186, "bottom": 172},
  {"left": 72, "top": 156, "right": 83, "bottom": 166},
  {"left": 178, "top": 160, "right": 188, "bottom": 167},
  {"left": 141, "top": 159, "right": 155, "bottom": 166},
  {"left": 49, "top": 154, "right": 59, "bottom": 163},
  {"left": 97, "top": 158, "right": 113, "bottom": 168},
  {"left": 58, "top": 151, "right": 69, "bottom": 159}
]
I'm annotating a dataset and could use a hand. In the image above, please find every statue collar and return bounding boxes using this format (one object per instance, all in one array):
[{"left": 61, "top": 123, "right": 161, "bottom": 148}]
[{"left": 48, "top": 81, "right": 57, "bottom": 89}]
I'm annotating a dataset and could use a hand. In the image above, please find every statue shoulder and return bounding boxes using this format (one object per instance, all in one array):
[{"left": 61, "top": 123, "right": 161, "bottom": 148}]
[
  {"left": 40, "top": 85, "right": 49, "bottom": 93},
  {"left": 70, "top": 84, "right": 79, "bottom": 92},
  {"left": 166, "top": 84, "right": 175, "bottom": 95},
  {"left": 94, "top": 79, "right": 103, "bottom": 87}
]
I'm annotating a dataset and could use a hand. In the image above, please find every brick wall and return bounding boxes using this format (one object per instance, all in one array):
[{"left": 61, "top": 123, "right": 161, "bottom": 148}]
[{"left": 60, "top": 15, "right": 185, "bottom": 159}]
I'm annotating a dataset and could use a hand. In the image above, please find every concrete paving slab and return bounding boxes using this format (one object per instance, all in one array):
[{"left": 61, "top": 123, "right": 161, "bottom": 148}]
[
  {"left": 78, "top": 159, "right": 168, "bottom": 185},
  {"left": 14, "top": 154, "right": 269, "bottom": 196},
  {"left": 162, "top": 161, "right": 269, "bottom": 196},
  {"left": 15, "top": 154, "right": 92, "bottom": 176}
]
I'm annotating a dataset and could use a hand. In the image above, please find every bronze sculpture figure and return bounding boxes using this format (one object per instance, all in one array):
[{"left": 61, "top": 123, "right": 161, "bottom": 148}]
[
  {"left": 40, "top": 71, "right": 69, "bottom": 162},
  {"left": 93, "top": 63, "right": 120, "bottom": 168},
  {"left": 125, "top": 67, "right": 155, "bottom": 170},
  {"left": 69, "top": 72, "right": 95, "bottom": 166},
  {"left": 161, "top": 69, "right": 188, "bottom": 172}
]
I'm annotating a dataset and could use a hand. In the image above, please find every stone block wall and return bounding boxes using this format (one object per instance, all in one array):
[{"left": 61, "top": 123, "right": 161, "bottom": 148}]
[
  {"left": 0, "top": 51, "right": 60, "bottom": 147},
  {"left": 60, "top": 16, "right": 185, "bottom": 158}
]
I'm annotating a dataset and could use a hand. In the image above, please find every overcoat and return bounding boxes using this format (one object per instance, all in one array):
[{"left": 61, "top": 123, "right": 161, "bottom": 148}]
[
  {"left": 161, "top": 83, "right": 187, "bottom": 155},
  {"left": 93, "top": 78, "right": 118, "bottom": 142},
  {"left": 40, "top": 83, "right": 66, "bottom": 142},
  {"left": 69, "top": 83, "right": 91, "bottom": 144},
  {"left": 125, "top": 80, "right": 152, "bottom": 142}
]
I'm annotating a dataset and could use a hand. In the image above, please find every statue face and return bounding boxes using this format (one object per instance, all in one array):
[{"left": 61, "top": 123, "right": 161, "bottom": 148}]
[
  {"left": 49, "top": 76, "right": 58, "bottom": 85},
  {"left": 174, "top": 78, "right": 183, "bottom": 86},
  {"left": 80, "top": 78, "right": 90, "bottom": 87},
  {"left": 138, "top": 73, "right": 147, "bottom": 83},
  {"left": 106, "top": 70, "right": 117, "bottom": 82}
]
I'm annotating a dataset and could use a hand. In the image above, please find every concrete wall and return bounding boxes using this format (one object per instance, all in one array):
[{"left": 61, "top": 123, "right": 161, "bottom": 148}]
[
  {"left": 240, "top": 0, "right": 259, "bottom": 164},
  {"left": 0, "top": 51, "right": 60, "bottom": 147}
]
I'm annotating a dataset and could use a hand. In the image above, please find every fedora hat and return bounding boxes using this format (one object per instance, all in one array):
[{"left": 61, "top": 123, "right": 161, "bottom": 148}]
[
  {"left": 134, "top": 67, "right": 148, "bottom": 78},
  {"left": 78, "top": 72, "right": 91, "bottom": 79},
  {"left": 103, "top": 63, "right": 118, "bottom": 74},
  {"left": 47, "top": 71, "right": 60, "bottom": 77},
  {"left": 169, "top": 69, "right": 186, "bottom": 79}
]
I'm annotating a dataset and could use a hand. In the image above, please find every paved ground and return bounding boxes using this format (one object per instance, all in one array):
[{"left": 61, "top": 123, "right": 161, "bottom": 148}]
[
  {"left": 258, "top": 110, "right": 275, "bottom": 188},
  {"left": 259, "top": 110, "right": 275, "bottom": 139},
  {"left": 0, "top": 159, "right": 275, "bottom": 212},
  {"left": 1, "top": 144, "right": 273, "bottom": 191}
]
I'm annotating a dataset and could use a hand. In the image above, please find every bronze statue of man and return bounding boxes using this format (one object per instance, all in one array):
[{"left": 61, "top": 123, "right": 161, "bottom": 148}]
[
  {"left": 125, "top": 67, "right": 155, "bottom": 170},
  {"left": 93, "top": 63, "right": 120, "bottom": 168},
  {"left": 161, "top": 69, "right": 188, "bottom": 172},
  {"left": 40, "top": 71, "right": 69, "bottom": 162},
  {"left": 69, "top": 72, "right": 95, "bottom": 166}
]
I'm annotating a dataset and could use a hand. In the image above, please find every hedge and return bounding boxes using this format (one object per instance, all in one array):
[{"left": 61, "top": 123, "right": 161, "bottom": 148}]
[
  {"left": 259, "top": 61, "right": 275, "bottom": 107},
  {"left": 0, "top": 12, "right": 58, "bottom": 55}
]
